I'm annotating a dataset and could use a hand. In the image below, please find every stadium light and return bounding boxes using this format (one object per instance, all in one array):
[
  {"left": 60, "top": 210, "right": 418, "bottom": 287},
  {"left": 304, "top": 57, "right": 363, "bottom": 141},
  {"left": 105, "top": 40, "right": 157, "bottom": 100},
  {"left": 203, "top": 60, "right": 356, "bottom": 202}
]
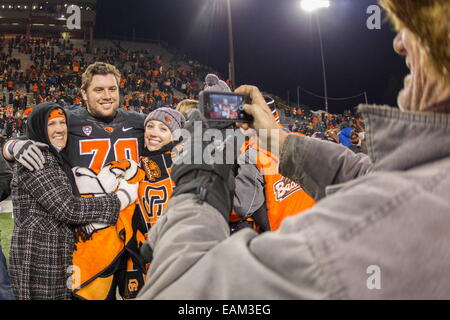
[
  {"left": 300, "top": 0, "right": 330, "bottom": 12},
  {"left": 300, "top": 0, "right": 330, "bottom": 112},
  {"left": 226, "top": 0, "right": 236, "bottom": 90}
]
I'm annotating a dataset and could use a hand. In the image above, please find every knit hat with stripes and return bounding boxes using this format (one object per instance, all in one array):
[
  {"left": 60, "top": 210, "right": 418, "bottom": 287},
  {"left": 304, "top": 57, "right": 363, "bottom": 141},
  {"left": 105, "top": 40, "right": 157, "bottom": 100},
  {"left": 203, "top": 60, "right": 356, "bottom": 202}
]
[{"left": 144, "top": 107, "right": 186, "bottom": 133}]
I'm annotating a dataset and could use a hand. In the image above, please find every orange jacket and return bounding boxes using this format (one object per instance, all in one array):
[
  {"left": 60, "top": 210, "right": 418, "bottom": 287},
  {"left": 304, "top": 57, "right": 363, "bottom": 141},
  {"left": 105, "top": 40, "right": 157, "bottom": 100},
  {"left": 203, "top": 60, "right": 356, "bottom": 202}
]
[
  {"left": 244, "top": 139, "right": 315, "bottom": 231},
  {"left": 73, "top": 61, "right": 80, "bottom": 72}
]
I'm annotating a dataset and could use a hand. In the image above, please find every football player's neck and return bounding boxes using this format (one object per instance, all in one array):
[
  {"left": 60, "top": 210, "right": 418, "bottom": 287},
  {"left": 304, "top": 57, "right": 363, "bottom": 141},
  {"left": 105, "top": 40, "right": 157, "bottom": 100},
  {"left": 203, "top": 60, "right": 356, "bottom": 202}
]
[
  {"left": 87, "top": 108, "right": 117, "bottom": 124},
  {"left": 97, "top": 114, "right": 116, "bottom": 124}
]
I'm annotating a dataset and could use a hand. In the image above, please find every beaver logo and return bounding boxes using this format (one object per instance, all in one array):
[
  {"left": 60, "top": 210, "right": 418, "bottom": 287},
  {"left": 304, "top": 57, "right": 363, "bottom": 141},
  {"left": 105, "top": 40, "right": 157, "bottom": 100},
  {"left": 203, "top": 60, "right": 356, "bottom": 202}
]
[
  {"left": 273, "top": 178, "right": 302, "bottom": 201},
  {"left": 104, "top": 126, "right": 114, "bottom": 133},
  {"left": 141, "top": 158, "right": 161, "bottom": 182}
]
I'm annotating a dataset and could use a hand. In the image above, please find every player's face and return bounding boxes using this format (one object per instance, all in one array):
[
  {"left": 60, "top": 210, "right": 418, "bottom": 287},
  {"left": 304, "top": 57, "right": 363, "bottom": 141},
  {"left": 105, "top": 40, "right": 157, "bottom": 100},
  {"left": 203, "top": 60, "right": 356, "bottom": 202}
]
[
  {"left": 47, "top": 116, "right": 68, "bottom": 149},
  {"left": 82, "top": 74, "right": 120, "bottom": 119},
  {"left": 145, "top": 120, "right": 173, "bottom": 151}
]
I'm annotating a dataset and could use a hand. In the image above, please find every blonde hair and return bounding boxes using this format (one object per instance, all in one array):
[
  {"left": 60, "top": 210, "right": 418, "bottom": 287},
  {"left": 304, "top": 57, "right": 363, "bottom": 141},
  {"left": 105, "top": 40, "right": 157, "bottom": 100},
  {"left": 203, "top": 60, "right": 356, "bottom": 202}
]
[
  {"left": 176, "top": 99, "right": 199, "bottom": 116},
  {"left": 81, "top": 62, "right": 121, "bottom": 92},
  {"left": 380, "top": 0, "right": 450, "bottom": 85}
]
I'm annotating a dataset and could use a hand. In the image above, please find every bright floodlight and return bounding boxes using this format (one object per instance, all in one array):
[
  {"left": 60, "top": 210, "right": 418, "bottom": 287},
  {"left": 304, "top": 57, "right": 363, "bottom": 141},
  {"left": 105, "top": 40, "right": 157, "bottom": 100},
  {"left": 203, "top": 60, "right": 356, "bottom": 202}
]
[{"left": 301, "top": 0, "right": 330, "bottom": 12}]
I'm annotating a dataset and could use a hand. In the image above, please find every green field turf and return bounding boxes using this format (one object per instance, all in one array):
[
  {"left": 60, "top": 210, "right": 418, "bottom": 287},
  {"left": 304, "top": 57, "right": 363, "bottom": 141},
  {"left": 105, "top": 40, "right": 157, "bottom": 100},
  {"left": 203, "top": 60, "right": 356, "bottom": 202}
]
[{"left": 0, "top": 212, "right": 13, "bottom": 265}]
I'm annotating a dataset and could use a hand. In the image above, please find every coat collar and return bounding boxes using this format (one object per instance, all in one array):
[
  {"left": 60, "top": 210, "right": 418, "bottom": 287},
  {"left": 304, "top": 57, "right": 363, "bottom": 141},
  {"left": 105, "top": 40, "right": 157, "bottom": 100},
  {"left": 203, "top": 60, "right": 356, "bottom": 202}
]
[{"left": 359, "top": 105, "right": 450, "bottom": 171}]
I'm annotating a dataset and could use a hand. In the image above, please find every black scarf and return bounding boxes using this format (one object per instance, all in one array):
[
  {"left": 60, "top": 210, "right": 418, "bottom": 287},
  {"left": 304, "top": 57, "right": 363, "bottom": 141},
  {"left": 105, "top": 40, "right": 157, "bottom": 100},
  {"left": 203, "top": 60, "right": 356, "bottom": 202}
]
[
  {"left": 141, "top": 138, "right": 183, "bottom": 158},
  {"left": 26, "top": 102, "right": 80, "bottom": 196}
]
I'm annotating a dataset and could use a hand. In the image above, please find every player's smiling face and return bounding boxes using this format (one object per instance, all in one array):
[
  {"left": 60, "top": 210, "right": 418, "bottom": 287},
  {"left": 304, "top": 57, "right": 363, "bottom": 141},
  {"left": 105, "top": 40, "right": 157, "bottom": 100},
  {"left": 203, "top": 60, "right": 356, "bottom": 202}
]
[
  {"left": 145, "top": 120, "right": 173, "bottom": 151},
  {"left": 82, "top": 73, "right": 120, "bottom": 119}
]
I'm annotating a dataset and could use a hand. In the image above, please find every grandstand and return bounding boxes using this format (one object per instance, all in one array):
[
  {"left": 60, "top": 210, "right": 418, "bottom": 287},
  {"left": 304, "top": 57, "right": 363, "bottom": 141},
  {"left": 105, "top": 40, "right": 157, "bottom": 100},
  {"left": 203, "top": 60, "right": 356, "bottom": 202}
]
[
  {"left": 0, "top": 34, "right": 216, "bottom": 126},
  {"left": 0, "top": 0, "right": 95, "bottom": 44},
  {"left": 0, "top": 0, "right": 292, "bottom": 125},
  {"left": 0, "top": 7, "right": 363, "bottom": 149}
]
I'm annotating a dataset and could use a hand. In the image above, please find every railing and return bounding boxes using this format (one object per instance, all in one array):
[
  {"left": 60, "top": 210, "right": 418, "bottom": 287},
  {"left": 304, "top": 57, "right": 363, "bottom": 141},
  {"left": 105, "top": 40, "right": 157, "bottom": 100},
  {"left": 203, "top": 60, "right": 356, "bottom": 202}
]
[{"left": 93, "top": 34, "right": 169, "bottom": 48}]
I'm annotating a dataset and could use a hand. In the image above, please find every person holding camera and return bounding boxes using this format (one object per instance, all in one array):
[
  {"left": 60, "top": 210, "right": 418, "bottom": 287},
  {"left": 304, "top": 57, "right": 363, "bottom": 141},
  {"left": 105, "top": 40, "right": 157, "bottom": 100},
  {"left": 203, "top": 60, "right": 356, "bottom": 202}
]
[{"left": 136, "top": 0, "right": 450, "bottom": 299}]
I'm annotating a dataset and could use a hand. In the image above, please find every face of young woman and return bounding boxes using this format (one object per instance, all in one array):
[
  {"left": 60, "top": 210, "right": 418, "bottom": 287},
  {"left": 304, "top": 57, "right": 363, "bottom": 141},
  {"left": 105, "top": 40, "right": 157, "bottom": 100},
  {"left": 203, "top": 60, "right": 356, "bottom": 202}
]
[
  {"left": 47, "top": 116, "right": 68, "bottom": 149},
  {"left": 145, "top": 120, "right": 173, "bottom": 151}
]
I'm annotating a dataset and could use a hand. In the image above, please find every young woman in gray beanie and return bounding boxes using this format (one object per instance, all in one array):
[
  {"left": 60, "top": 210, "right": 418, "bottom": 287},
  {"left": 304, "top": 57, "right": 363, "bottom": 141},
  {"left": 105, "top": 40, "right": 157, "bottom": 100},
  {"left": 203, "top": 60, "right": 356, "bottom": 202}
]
[{"left": 135, "top": 107, "right": 186, "bottom": 231}]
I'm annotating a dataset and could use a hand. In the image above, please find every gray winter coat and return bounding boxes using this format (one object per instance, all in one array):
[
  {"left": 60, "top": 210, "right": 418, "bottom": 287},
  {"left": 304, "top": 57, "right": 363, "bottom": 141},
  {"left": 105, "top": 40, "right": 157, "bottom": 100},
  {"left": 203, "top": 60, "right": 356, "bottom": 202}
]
[{"left": 137, "top": 105, "right": 450, "bottom": 299}]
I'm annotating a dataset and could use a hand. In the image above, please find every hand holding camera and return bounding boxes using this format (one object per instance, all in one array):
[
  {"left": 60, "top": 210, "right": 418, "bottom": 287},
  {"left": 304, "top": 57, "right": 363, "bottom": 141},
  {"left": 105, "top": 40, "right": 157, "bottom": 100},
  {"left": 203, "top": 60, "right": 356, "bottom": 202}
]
[
  {"left": 199, "top": 91, "right": 253, "bottom": 123},
  {"left": 171, "top": 119, "right": 236, "bottom": 221},
  {"left": 235, "top": 85, "right": 289, "bottom": 155}
]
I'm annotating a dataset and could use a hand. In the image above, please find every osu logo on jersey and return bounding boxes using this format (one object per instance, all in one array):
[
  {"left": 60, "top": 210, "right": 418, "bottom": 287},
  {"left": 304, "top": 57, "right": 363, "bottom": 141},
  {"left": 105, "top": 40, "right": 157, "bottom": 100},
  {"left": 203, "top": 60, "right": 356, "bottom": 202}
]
[
  {"left": 141, "top": 157, "right": 161, "bottom": 182},
  {"left": 128, "top": 279, "right": 139, "bottom": 293},
  {"left": 104, "top": 126, "right": 114, "bottom": 133},
  {"left": 143, "top": 185, "right": 168, "bottom": 222},
  {"left": 273, "top": 178, "right": 302, "bottom": 201}
]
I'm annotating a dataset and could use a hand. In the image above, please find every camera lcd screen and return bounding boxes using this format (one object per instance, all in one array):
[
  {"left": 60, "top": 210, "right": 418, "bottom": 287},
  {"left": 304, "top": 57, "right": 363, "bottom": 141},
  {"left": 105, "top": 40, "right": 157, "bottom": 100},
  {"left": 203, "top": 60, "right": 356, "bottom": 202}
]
[{"left": 203, "top": 93, "right": 248, "bottom": 121}]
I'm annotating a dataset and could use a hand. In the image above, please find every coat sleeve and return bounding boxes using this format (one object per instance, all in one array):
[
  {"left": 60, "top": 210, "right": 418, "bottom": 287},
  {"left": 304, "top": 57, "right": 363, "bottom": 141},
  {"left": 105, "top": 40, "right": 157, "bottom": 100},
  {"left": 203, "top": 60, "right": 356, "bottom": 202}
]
[
  {"left": 279, "top": 134, "right": 372, "bottom": 200},
  {"left": 233, "top": 149, "right": 265, "bottom": 218},
  {"left": 0, "top": 155, "right": 12, "bottom": 202},
  {"left": 17, "top": 160, "right": 120, "bottom": 225},
  {"left": 137, "top": 193, "right": 328, "bottom": 299}
]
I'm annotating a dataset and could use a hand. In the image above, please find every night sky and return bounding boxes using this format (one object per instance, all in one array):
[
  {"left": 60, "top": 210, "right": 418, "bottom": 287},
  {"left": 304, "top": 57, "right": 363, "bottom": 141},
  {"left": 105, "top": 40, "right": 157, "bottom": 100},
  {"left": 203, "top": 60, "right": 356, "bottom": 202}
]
[{"left": 95, "top": 0, "right": 408, "bottom": 114}]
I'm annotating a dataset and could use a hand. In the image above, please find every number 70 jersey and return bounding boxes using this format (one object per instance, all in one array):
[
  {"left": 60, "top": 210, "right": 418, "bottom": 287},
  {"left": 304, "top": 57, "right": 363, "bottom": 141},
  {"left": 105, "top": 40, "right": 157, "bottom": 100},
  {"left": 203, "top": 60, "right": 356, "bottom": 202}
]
[{"left": 65, "top": 108, "right": 146, "bottom": 172}]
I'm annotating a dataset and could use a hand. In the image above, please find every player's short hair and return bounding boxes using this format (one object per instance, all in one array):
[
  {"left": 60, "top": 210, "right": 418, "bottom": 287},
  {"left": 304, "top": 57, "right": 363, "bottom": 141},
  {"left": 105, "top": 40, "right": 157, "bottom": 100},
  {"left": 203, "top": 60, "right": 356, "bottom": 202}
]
[{"left": 81, "top": 62, "right": 121, "bottom": 92}]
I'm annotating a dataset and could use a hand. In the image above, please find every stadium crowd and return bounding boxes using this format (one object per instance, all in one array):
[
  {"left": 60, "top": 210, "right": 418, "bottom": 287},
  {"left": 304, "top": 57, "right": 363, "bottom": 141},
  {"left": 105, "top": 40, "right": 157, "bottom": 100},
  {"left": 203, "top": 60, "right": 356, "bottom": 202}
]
[
  {"left": 0, "top": 34, "right": 365, "bottom": 152},
  {"left": 0, "top": 34, "right": 218, "bottom": 143}
]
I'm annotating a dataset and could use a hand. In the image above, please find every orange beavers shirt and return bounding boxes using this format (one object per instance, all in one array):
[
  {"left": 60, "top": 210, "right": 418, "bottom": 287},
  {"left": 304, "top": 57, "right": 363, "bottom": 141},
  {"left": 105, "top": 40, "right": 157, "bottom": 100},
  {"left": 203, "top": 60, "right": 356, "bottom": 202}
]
[{"left": 245, "top": 138, "right": 315, "bottom": 231}]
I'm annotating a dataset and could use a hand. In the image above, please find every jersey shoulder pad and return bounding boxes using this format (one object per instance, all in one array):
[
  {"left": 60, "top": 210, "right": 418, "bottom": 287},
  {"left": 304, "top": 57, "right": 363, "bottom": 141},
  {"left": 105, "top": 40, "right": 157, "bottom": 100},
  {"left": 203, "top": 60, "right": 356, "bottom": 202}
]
[
  {"left": 67, "top": 107, "right": 89, "bottom": 126},
  {"left": 118, "top": 109, "right": 146, "bottom": 129}
]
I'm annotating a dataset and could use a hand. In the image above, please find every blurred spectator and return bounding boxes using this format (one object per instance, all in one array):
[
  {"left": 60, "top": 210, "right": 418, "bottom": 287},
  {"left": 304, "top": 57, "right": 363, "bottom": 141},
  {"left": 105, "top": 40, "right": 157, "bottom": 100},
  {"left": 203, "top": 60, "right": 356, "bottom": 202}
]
[{"left": 338, "top": 124, "right": 353, "bottom": 147}]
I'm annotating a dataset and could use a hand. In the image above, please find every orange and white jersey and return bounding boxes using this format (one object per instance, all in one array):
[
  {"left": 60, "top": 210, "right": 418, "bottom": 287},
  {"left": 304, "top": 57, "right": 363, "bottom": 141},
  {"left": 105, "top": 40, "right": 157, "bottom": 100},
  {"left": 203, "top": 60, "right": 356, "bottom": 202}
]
[{"left": 245, "top": 138, "right": 315, "bottom": 231}]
